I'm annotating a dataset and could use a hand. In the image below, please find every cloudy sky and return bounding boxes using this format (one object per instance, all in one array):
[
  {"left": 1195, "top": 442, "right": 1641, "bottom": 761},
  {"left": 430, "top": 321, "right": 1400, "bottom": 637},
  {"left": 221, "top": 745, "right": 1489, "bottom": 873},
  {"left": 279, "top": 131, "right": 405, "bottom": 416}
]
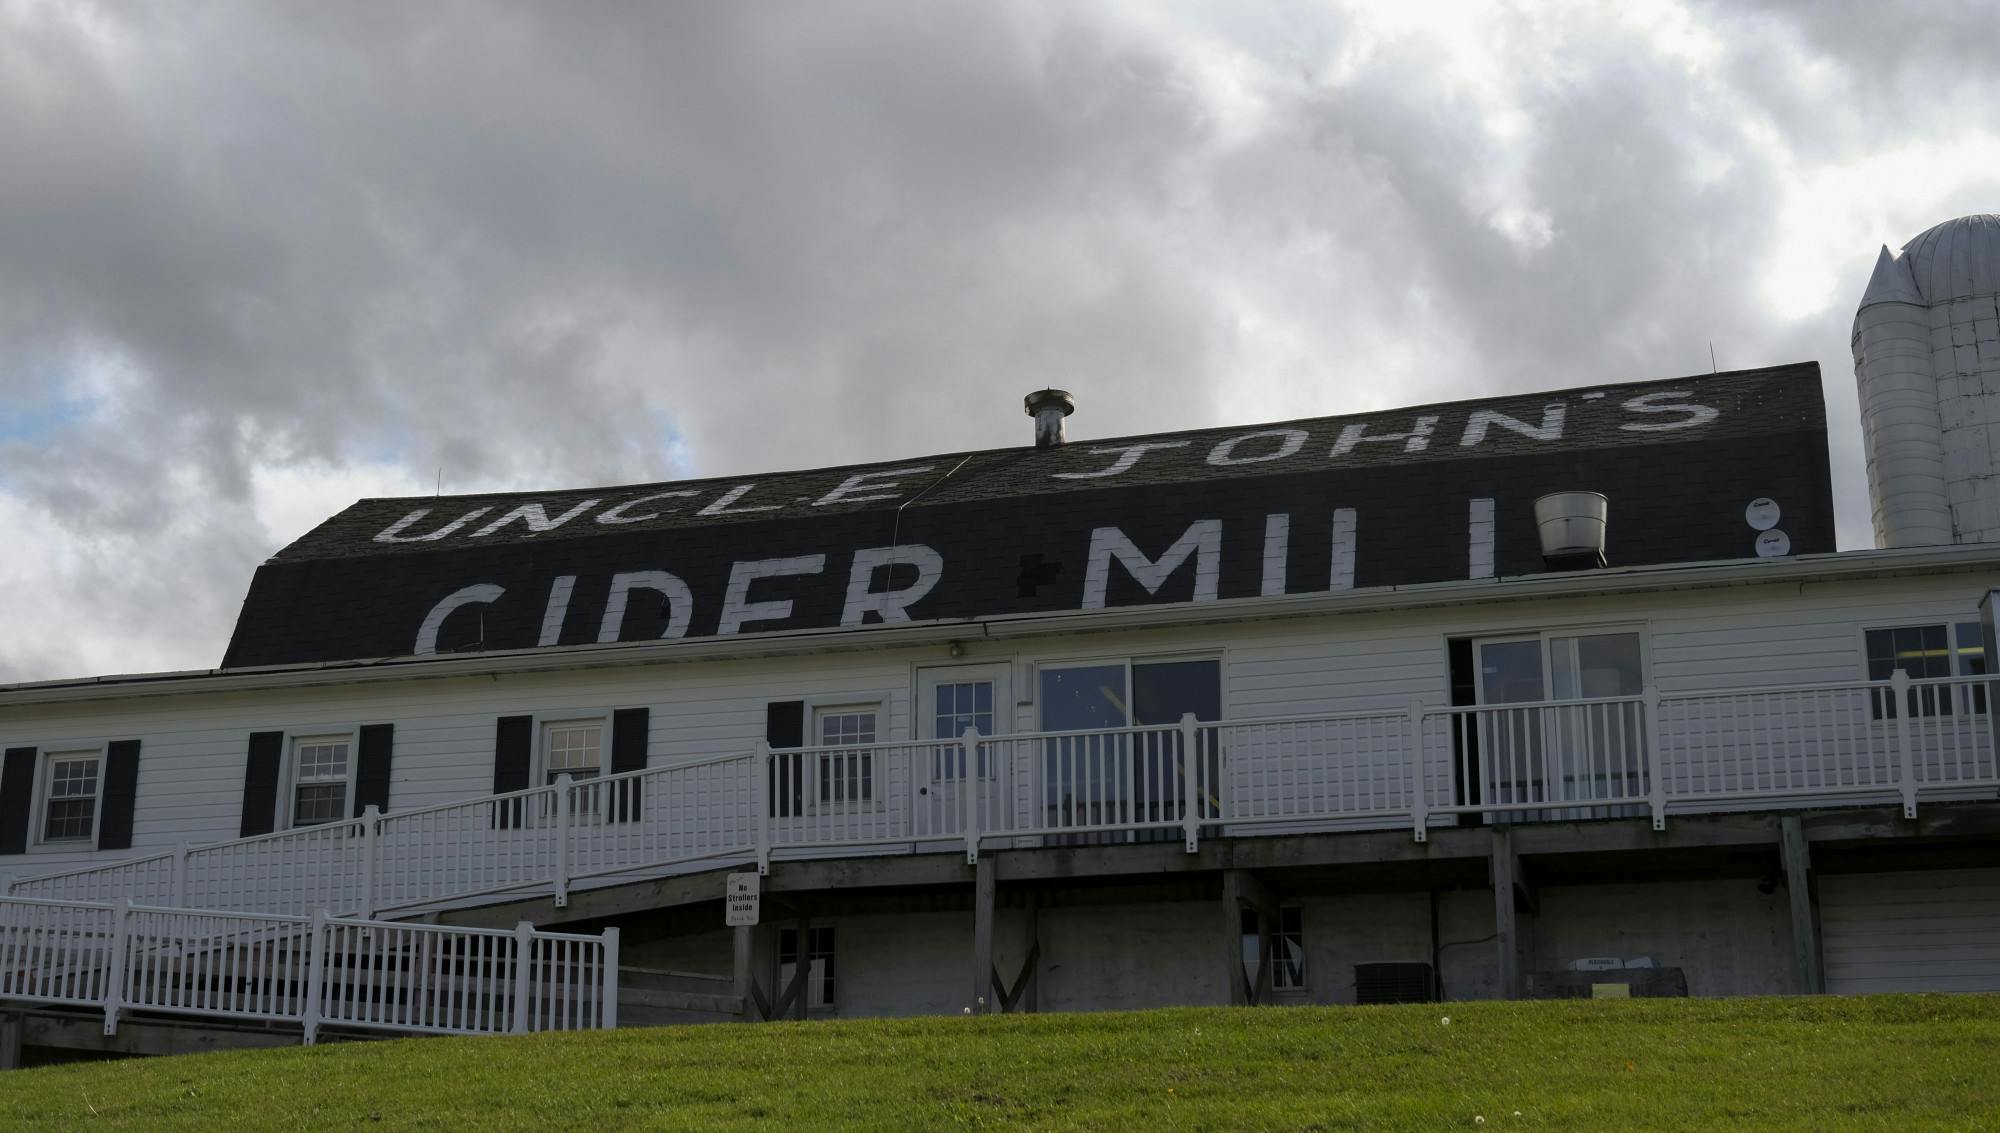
[{"left": 1, "top": 0, "right": 1995, "bottom": 683}]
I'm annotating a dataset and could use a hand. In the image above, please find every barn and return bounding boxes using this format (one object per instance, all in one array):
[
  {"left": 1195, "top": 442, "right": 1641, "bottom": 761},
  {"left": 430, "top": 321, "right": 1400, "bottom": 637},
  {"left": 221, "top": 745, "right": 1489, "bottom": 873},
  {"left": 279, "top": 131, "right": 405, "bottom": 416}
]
[{"left": 0, "top": 215, "right": 1997, "bottom": 1058}]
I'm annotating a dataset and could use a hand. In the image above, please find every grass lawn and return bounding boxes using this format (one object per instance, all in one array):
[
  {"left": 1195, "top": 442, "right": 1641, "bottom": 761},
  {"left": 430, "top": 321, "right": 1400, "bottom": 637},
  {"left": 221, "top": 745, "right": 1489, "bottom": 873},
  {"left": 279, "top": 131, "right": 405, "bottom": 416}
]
[{"left": 1, "top": 995, "right": 1996, "bottom": 1130}]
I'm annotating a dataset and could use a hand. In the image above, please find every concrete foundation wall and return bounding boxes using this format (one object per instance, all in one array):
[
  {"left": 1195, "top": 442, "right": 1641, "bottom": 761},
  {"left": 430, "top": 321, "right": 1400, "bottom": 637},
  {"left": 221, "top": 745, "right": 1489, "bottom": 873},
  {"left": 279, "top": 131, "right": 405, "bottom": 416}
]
[
  {"left": 610, "top": 876, "right": 1799, "bottom": 1021},
  {"left": 1523, "top": 880, "right": 1792, "bottom": 998}
]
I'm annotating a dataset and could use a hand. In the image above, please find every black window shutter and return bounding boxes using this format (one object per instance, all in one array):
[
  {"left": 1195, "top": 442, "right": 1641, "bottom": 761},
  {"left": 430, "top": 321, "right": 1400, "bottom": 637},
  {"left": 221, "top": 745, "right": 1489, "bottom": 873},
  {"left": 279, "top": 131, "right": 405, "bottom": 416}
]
[
  {"left": 767, "top": 701, "right": 804, "bottom": 818},
  {"left": 0, "top": 747, "right": 37, "bottom": 855},
  {"left": 97, "top": 739, "right": 142, "bottom": 851},
  {"left": 240, "top": 731, "right": 284, "bottom": 837},
  {"left": 609, "top": 708, "right": 649, "bottom": 822},
  {"left": 493, "top": 715, "right": 533, "bottom": 829},
  {"left": 353, "top": 723, "right": 395, "bottom": 817}
]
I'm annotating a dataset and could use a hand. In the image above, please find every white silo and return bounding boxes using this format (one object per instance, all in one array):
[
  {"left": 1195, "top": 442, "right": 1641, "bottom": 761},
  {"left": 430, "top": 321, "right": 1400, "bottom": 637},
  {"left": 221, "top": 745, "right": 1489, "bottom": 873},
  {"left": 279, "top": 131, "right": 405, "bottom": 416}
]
[{"left": 1853, "top": 214, "right": 2000, "bottom": 547}]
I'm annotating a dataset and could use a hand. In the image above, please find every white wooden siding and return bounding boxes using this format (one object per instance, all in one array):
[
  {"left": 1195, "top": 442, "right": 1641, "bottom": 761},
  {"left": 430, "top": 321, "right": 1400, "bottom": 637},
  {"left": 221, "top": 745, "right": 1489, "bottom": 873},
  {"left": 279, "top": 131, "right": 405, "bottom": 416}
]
[{"left": 0, "top": 569, "right": 1992, "bottom": 879}]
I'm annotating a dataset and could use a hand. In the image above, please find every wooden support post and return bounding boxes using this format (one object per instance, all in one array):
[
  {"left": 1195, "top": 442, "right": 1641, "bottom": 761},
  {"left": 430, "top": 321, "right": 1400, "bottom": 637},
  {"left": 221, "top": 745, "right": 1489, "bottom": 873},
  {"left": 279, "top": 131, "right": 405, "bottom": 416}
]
[
  {"left": 1780, "top": 815, "right": 1823, "bottom": 995},
  {"left": 793, "top": 905, "right": 811, "bottom": 1021},
  {"left": 1222, "top": 870, "right": 1250, "bottom": 1006},
  {"left": 972, "top": 855, "right": 996, "bottom": 1014},
  {"left": 599, "top": 927, "right": 620, "bottom": 1030},
  {"left": 1491, "top": 827, "right": 1521, "bottom": 1000},
  {"left": 1024, "top": 891, "right": 1039, "bottom": 1014},
  {"left": 0, "top": 1012, "right": 21, "bottom": 1071},
  {"left": 732, "top": 925, "right": 755, "bottom": 1022}
]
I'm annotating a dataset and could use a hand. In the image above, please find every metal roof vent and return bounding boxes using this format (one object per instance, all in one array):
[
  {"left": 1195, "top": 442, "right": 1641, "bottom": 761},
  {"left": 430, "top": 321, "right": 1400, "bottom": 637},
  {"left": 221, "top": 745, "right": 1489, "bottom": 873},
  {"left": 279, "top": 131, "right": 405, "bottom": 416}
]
[
  {"left": 1534, "top": 491, "right": 1608, "bottom": 570},
  {"left": 1024, "top": 389, "right": 1075, "bottom": 448}
]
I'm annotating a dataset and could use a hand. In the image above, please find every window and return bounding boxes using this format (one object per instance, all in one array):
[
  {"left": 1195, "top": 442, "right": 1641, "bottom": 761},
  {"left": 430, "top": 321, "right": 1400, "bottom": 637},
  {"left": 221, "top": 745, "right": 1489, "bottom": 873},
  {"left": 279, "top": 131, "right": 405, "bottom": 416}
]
[
  {"left": 932, "top": 680, "right": 995, "bottom": 780},
  {"left": 1866, "top": 623, "right": 1986, "bottom": 718},
  {"left": 816, "top": 708, "right": 876, "bottom": 804},
  {"left": 1273, "top": 906, "right": 1306, "bottom": 990},
  {"left": 290, "top": 737, "right": 351, "bottom": 827},
  {"left": 42, "top": 752, "right": 101, "bottom": 842},
  {"left": 1463, "top": 630, "right": 1647, "bottom": 810},
  {"left": 543, "top": 720, "right": 603, "bottom": 784},
  {"left": 1038, "top": 658, "right": 1222, "bottom": 835},
  {"left": 778, "top": 926, "right": 836, "bottom": 1009},
  {"left": 1238, "top": 906, "right": 1307, "bottom": 992},
  {"left": 1476, "top": 631, "right": 1644, "bottom": 706}
]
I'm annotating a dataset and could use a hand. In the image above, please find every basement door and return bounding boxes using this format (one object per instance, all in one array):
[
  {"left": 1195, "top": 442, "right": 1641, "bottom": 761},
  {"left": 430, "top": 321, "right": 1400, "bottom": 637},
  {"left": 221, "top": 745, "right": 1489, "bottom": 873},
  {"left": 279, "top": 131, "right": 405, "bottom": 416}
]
[
  {"left": 915, "top": 665, "right": 1009, "bottom": 841},
  {"left": 1821, "top": 868, "right": 2000, "bottom": 994}
]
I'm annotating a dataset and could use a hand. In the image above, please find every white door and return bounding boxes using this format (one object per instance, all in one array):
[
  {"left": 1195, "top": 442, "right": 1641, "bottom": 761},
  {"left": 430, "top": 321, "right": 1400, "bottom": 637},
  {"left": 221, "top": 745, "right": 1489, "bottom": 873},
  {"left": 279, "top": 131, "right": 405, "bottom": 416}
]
[
  {"left": 1822, "top": 869, "right": 2000, "bottom": 994},
  {"left": 916, "top": 666, "right": 1009, "bottom": 840}
]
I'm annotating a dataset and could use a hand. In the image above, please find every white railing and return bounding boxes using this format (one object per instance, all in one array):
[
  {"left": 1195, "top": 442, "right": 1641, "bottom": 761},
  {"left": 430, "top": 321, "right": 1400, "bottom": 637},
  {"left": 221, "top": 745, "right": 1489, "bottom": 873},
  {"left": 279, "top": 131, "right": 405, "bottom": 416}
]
[
  {"left": 0, "top": 896, "right": 617, "bottom": 1043},
  {"left": 1213, "top": 707, "right": 1421, "bottom": 831},
  {"left": 1422, "top": 695, "right": 1654, "bottom": 825},
  {"left": 9, "top": 673, "right": 2000, "bottom": 919}
]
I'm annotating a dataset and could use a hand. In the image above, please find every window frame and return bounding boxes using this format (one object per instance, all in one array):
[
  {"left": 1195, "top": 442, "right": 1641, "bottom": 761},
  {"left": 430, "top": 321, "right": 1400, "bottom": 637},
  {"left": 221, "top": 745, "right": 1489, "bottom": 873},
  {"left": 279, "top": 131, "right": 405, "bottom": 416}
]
[
  {"left": 777, "top": 924, "right": 837, "bottom": 1011},
  {"left": 514, "top": 710, "right": 615, "bottom": 824},
  {"left": 810, "top": 703, "right": 884, "bottom": 809},
  {"left": 1859, "top": 621, "right": 1987, "bottom": 719},
  {"left": 35, "top": 745, "right": 107, "bottom": 848},
  {"left": 915, "top": 665, "right": 1009, "bottom": 783},
  {"left": 281, "top": 729, "right": 360, "bottom": 829},
  {"left": 1031, "top": 651, "right": 1228, "bottom": 731},
  {"left": 1467, "top": 626, "right": 1651, "bottom": 707},
  {"left": 539, "top": 716, "right": 610, "bottom": 787},
  {"left": 1272, "top": 905, "right": 1307, "bottom": 992}
]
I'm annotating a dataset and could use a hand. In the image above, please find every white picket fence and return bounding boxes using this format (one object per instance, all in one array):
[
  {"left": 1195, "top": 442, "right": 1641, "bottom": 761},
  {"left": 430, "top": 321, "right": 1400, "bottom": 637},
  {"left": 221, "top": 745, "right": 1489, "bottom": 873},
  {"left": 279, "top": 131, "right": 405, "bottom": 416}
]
[
  {"left": 0, "top": 896, "right": 617, "bottom": 1043},
  {"left": 10, "top": 672, "right": 1998, "bottom": 920}
]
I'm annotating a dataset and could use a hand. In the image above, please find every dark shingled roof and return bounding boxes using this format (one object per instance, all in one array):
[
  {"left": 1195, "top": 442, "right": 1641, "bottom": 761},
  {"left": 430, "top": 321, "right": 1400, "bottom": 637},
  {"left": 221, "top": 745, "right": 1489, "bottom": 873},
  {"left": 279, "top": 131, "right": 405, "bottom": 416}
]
[{"left": 224, "top": 363, "right": 1834, "bottom": 668}]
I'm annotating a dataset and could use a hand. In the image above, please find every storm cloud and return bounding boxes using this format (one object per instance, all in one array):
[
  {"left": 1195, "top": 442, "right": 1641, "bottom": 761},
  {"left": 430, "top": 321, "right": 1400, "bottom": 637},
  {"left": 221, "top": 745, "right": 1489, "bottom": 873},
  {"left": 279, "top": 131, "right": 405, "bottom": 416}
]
[{"left": 1, "top": 0, "right": 1995, "bottom": 681}]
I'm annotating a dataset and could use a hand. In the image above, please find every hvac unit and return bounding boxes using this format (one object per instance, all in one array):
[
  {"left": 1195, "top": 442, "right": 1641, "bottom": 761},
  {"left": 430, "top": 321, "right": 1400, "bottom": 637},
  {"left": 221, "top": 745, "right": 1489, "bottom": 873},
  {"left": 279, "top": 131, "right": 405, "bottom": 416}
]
[{"left": 1354, "top": 962, "right": 1437, "bottom": 1005}]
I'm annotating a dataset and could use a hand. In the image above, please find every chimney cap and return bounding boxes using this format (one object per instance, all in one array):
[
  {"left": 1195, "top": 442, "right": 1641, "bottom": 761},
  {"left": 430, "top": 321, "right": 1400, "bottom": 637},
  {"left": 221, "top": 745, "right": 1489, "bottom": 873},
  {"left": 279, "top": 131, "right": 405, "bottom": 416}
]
[{"left": 1024, "top": 389, "right": 1075, "bottom": 418}]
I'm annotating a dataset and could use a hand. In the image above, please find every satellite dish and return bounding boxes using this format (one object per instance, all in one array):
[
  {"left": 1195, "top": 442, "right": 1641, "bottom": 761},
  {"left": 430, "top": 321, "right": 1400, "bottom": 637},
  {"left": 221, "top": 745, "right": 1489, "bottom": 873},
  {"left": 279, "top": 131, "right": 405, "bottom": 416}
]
[
  {"left": 1745, "top": 498, "right": 1781, "bottom": 531},
  {"left": 1754, "top": 529, "right": 1791, "bottom": 557}
]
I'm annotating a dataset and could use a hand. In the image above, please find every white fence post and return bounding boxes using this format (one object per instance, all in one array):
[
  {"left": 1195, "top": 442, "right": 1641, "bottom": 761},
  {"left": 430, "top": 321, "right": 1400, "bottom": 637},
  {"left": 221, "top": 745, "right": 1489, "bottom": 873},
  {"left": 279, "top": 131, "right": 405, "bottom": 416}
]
[
  {"left": 962, "top": 727, "right": 981, "bottom": 865},
  {"left": 1893, "top": 669, "right": 1918, "bottom": 818},
  {"left": 171, "top": 844, "right": 190, "bottom": 907},
  {"left": 554, "top": 775, "right": 573, "bottom": 909},
  {"left": 512, "top": 922, "right": 536, "bottom": 1033},
  {"left": 1643, "top": 688, "right": 1667, "bottom": 831},
  {"left": 1180, "top": 713, "right": 1201, "bottom": 853},
  {"left": 754, "top": 743, "right": 772, "bottom": 876},
  {"left": 600, "top": 926, "right": 621, "bottom": 1030},
  {"left": 1407, "top": 699, "right": 1429, "bottom": 843},
  {"left": 101, "top": 898, "right": 132, "bottom": 1036},
  {"left": 358, "top": 807, "right": 380, "bottom": 918},
  {"left": 302, "top": 909, "right": 328, "bottom": 1045}
]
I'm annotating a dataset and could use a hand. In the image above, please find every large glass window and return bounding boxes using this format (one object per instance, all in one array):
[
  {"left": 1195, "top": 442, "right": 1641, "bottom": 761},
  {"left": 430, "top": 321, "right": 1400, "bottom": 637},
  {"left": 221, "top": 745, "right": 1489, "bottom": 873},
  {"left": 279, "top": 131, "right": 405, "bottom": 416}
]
[
  {"left": 1867, "top": 623, "right": 1987, "bottom": 717},
  {"left": 1038, "top": 659, "right": 1221, "bottom": 835}
]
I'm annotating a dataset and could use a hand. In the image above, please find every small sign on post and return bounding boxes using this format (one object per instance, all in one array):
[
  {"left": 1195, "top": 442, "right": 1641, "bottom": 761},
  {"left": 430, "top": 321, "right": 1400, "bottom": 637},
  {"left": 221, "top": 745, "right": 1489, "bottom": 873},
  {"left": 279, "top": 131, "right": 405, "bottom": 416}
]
[{"left": 726, "top": 872, "right": 760, "bottom": 927}]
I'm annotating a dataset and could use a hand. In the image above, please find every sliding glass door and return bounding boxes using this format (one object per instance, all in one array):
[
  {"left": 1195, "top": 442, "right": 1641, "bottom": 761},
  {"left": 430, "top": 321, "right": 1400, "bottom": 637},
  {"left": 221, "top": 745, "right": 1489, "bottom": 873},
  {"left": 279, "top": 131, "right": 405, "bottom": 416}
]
[
  {"left": 1039, "top": 659, "right": 1220, "bottom": 839},
  {"left": 1473, "top": 631, "right": 1646, "bottom": 813}
]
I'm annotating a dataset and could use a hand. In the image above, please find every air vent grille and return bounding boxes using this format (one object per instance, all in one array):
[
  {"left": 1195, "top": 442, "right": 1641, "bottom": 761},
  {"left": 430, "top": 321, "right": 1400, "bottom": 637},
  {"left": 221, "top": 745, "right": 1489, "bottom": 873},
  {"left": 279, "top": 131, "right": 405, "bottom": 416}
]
[{"left": 1355, "top": 962, "right": 1436, "bottom": 1005}]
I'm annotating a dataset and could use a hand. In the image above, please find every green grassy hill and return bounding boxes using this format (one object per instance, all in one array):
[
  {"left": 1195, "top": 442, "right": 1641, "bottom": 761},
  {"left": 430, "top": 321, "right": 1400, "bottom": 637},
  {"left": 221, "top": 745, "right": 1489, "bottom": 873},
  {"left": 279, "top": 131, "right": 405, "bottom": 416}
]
[{"left": 3, "top": 996, "right": 1997, "bottom": 1130}]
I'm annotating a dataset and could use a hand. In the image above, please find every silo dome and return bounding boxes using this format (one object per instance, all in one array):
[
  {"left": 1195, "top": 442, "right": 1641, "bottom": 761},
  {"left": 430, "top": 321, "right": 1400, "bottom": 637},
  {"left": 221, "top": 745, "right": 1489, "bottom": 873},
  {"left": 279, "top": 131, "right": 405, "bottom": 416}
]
[
  {"left": 1897, "top": 214, "right": 2000, "bottom": 304},
  {"left": 1853, "top": 212, "right": 2000, "bottom": 549}
]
